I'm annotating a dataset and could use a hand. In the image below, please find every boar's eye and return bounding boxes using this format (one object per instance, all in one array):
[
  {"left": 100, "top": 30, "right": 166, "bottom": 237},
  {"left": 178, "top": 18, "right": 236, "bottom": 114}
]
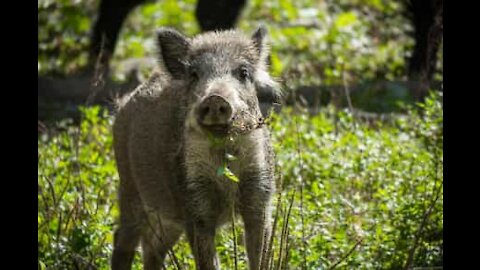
[
  {"left": 238, "top": 66, "right": 250, "bottom": 82},
  {"left": 189, "top": 67, "right": 199, "bottom": 82}
]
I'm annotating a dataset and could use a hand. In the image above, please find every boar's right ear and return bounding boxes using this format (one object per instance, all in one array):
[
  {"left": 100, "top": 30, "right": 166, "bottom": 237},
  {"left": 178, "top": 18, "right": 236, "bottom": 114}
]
[
  {"left": 156, "top": 28, "right": 190, "bottom": 79},
  {"left": 251, "top": 25, "right": 269, "bottom": 64}
]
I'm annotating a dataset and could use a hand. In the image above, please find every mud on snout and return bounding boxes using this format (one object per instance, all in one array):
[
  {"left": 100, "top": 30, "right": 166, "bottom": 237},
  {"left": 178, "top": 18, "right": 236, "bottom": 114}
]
[{"left": 189, "top": 93, "right": 264, "bottom": 138}]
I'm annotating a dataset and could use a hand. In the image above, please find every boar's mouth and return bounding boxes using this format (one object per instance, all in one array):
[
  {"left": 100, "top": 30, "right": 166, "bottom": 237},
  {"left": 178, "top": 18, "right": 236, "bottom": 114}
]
[
  {"left": 197, "top": 112, "right": 264, "bottom": 137},
  {"left": 200, "top": 123, "right": 231, "bottom": 137}
]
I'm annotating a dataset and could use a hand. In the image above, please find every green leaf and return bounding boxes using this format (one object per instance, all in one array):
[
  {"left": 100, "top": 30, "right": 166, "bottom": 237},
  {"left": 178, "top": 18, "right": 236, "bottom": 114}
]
[
  {"left": 335, "top": 12, "right": 357, "bottom": 28},
  {"left": 223, "top": 166, "right": 240, "bottom": 182},
  {"left": 216, "top": 166, "right": 225, "bottom": 176},
  {"left": 225, "top": 153, "right": 237, "bottom": 161},
  {"left": 270, "top": 52, "right": 284, "bottom": 77},
  {"left": 39, "top": 260, "right": 47, "bottom": 270},
  {"left": 217, "top": 164, "right": 239, "bottom": 182}
]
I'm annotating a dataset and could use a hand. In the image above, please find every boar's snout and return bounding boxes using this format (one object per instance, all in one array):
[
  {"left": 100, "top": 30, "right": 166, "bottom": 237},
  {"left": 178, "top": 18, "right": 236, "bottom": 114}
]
[{"left": 196, "top": 95, "right": 233, "bottom": 136}]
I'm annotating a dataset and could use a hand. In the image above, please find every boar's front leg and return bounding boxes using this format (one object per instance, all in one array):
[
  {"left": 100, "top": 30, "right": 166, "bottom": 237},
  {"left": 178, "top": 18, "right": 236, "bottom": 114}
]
[
  {"left": 184, "top": 179, "right": 221, "bottom": 270},
  {"left": 186, "top": 221, "right": 219, "bottom": 270},
  {"left": 239, "top": 173, "right": 274, "bottom": 270}
]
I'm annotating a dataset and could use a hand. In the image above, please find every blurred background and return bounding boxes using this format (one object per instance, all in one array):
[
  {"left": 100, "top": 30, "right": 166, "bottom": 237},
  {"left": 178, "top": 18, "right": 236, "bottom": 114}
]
[
  {"left": 38, "top": 0, "right": 442, "bottom": 121},
  {"left": 38, "top": 0, "right": 443, "bottom": 269}
]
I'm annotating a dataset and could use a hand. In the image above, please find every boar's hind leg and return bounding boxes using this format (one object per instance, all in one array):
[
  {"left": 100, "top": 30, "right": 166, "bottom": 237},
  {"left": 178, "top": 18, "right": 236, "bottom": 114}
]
[
  {"left": 111, "top": 187, "right": 143, "bottom": 270},
  {"left": 111, "top": 223, "right": 141, "bottom": 270},
  {"left": 141, "top": 222, "right": 183, "bottom": 270},
  {"left": 112, "top": 150, "right": 143, "bottom": 270}
]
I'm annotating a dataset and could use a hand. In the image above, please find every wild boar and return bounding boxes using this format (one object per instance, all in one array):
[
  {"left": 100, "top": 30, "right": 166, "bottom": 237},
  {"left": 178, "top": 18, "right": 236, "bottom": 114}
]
[{"left": 112, "top": 26, "right": 280, "bottom": 270}]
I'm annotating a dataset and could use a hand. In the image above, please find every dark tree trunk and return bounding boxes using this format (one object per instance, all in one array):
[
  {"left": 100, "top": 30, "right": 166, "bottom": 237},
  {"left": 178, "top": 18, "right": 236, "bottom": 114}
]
[
  {"left": 195, "top": 0, "right": 246, "bottom": 31},
  {"left": 405, "top": 0, "right": 443, "bottom": 100},
  {"left": 89, "top": 0, "right": 149, "bottom": 72},
  {"left": 89, "top": 0, "right": 246, "bottom": 72}
]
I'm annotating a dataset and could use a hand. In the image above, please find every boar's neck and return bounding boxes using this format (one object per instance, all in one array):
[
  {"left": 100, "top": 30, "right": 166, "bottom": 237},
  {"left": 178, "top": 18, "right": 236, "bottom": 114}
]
[{"left": 183, "top": 128, "right": 269, "bottom": 183}]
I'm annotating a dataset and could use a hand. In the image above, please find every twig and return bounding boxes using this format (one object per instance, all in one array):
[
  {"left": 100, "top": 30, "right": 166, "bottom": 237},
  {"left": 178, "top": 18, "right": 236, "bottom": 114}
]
[
  {"left": 403, "top": 181, "right": 443, "bottom": 270},
  {"left": 341, "top": 63, "right": 355, "bottom": 119},
  {"left": 56, "top": 210, "right": 63, "bottom": 248},
  {"left": 282, "top": 227, "right": 291, "bottom": 270},
  {"left": 90, "top": 234, "right": 107, "bottom": 267},
  {"left": 274, "top": 205, "right": 287, "bottom": 270},
  {"left": 275, "top": 190, "right": 295, "bottom": 270},
  {"left": 44, "top": 175, "right": 57, "bottom": 207},
  {"left": 232, "top": 204, "right": 238, "bottom": 270},
  {"left": 327, "top": 238, "right": 363, "bottom": 270},
  {"left": 293, "top": 113, "right": 307, "bottom": 270},
  {"left": 38, "top": 120, "right": 48, "bottom": 133},
  {"left": 87, "top": 34, "right": 108, "bottom": 106},
  {"left": 267, "top": 189, "right": 283, "bottom": 270},
  {"left": 38, "top": 181, "right": 52, "bottom": 227},
  {"left": 156, "top": 212, "right": 182, "bottom": 270},
  {"left": 141, "top": 210, "right": 182, "bottom": 270}
]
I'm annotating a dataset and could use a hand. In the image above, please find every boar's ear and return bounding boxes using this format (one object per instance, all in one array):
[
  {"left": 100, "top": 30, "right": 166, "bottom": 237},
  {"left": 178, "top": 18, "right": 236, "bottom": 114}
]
[
  {"left": 255, "top": 70, "right": 283, "bottom": 118},
  {"left": 156, "top": 28, "right": 190, "bottom": 79},
  {"left": 251, "top": 25, "right": 269, "bottom": 63}
]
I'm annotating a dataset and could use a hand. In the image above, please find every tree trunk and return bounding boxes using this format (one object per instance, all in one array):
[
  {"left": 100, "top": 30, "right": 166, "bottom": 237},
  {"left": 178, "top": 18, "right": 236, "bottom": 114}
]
[{"left": 406, "top": 0, "right": 443, "bottom": 100}]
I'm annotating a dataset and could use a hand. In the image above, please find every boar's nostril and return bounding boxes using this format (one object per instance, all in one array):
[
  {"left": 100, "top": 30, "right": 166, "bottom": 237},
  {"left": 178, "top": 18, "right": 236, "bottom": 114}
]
[
  {"left": 200, "top": 106, "right": 209, "bottom": 118},
  {"left": 198, "top": 106, "right": 210, "bottom": 119},
  {"left": 219, "top": 106, "right": 227, "bottom": 115}
]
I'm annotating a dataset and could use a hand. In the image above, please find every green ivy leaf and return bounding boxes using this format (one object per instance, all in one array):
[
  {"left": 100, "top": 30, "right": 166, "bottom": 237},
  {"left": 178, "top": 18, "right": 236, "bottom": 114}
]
[
  {"left": 223, "top": 166, "right": 240, "bottom": 182},
  {"left": 217, "top": 164, "right": 239, "bottom": 182}
]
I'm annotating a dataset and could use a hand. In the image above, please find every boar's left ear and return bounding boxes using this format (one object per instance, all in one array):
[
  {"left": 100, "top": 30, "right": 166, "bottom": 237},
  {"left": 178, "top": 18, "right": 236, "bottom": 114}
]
[
  {"left": 255, "top": 70, "right": 283, "bottom": 118},
  {"left": 156, "top": 27, "right": 190, "bottom": 79},
  {"left": 251, "top": 25, "right": 269, "bottom": 63}
]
